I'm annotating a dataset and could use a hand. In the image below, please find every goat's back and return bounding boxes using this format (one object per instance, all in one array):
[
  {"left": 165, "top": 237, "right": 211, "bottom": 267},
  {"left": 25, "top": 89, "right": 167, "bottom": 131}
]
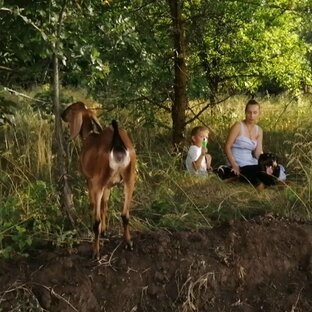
[{"left": 80, "top": 126, "right": 135, "bottom": 180}]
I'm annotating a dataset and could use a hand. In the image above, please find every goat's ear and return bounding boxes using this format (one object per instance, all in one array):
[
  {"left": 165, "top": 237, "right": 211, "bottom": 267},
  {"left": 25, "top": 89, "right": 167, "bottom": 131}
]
[
  {"left": 91, "top": 115, "right": 103, "bottom": 133},
  {"left": 68, "top": 110, "right": 83, "bottom": 139}
]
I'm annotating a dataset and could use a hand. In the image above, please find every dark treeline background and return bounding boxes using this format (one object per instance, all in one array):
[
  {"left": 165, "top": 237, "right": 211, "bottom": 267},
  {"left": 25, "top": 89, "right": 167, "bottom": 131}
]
[{"left": 1, "top": 0, "right": 312, "bottom": 145}]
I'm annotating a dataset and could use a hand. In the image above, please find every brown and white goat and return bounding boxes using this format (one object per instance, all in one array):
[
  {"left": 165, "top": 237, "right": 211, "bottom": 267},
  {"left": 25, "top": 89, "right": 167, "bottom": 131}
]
[{"left": 61, "top": 102, "right": 136, "bottom": 259}]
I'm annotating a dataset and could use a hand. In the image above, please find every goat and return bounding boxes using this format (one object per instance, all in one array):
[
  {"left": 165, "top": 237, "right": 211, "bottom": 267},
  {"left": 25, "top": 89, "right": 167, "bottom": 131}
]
[{"left": 61, "top": 102, "right": 136, "bottom": 259}]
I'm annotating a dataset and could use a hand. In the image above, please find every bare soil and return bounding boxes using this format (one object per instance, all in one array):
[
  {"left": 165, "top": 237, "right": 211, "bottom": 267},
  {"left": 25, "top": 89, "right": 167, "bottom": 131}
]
[{"left": 0, "top": 216, "right": 312, "bottom": 312}]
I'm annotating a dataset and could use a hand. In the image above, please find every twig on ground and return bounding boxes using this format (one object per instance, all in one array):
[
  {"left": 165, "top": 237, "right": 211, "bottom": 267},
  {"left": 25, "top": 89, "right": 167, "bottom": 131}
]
[
  {"left": 290, "top": 287, "right": 304, "bottom": 312},
  {"left": 95, "top": 241, "right": 122, "bottom": 270},
  {"left": 32, "top": 283, "right": 79, "bottom": 312}
]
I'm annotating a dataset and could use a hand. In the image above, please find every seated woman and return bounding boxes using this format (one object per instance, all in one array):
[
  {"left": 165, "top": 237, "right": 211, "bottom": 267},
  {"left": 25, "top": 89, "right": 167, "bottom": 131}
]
[
  {"left": 185, "top": 126, "right": 212, "bottom": 175},
  {"left": 218, "top": 99, "right": 285, "bottom": 187}
]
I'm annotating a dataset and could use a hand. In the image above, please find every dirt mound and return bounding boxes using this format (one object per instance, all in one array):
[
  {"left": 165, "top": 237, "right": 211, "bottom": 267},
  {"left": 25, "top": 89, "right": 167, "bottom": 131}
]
[{"left": 0, "top": 217, "right": 312, "bottom": 312}]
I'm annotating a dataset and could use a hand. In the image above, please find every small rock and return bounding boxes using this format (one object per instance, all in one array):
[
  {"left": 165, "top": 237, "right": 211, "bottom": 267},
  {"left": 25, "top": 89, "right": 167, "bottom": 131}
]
[{"left": 154, "top": 271, "right": 164, "bottom": 283}]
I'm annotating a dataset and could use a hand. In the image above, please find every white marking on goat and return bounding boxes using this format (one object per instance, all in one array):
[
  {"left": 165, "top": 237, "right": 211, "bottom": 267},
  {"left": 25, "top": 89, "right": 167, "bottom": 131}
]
[{"left": 109, "top": 150, "right": 130, "bottom": 170}]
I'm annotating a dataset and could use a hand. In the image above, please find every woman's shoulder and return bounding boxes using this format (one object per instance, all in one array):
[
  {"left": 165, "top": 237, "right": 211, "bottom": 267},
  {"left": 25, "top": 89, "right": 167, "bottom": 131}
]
[
  {"left": 232, "top": 121, "right": 243, "bottom": 127},
  {"left": 229, "top": 121, "right": 242, "bottom": 132},
  {"left": 225, "top": 122, "right": 242, "bottom": 145},
  {"left": 256, "top": 124, "right": 263, "bottom": 133}
]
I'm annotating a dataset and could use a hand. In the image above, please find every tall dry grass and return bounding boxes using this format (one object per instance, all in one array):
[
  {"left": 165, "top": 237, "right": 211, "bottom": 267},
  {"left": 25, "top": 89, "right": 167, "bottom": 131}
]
[{"left": 0, "top": 89, "right": 311, "bottom": 256}]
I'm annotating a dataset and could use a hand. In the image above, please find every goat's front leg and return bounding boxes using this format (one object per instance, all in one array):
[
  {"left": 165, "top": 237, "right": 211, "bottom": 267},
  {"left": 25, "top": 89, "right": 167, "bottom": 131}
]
[
  {"left": 121, "top": 176, "right": 135, "bottom": 250},
  {"left": 89, "top": 186, "right": 104, "bottom": 260}
]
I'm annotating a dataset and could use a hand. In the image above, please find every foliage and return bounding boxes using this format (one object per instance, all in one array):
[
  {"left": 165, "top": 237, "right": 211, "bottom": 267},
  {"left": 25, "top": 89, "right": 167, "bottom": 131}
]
[
  {"left": 0, "top": 180, "right": 79, "bottom": 258},
  {"left": 1, "top": 0, "right": 311, "bottom": 126},
  {"left": 0, "top": 97, "right": 78, "bottom": 257},
  {"left": 0, "top": 0, "right": 110, "bottom": 89},
  {"left": 186, "top": 0, "right": 311, "bottom": 99}
]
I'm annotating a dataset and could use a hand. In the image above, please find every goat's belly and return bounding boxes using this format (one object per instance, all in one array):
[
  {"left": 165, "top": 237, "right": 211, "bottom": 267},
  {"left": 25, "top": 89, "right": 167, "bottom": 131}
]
[
  {"left": 108, "top": 171, "right": 123, "bottom": 186},
  {"left": 81, "top": 163, "right": 111, "bottom": 181},
  {"left": 80, "top": 149, "right": 110, "bottom": 175}
]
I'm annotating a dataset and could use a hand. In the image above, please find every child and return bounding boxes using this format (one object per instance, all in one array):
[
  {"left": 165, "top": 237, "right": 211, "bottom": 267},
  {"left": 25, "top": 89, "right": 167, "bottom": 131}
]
[{"left": 185, "top": 126, "right": 212, "bottom": 175}]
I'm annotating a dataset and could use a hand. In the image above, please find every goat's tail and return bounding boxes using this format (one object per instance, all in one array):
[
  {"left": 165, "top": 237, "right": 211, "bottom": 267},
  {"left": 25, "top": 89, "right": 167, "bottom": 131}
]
[{"left": 110, "top": 120, "right": 130, "bottom": 168}]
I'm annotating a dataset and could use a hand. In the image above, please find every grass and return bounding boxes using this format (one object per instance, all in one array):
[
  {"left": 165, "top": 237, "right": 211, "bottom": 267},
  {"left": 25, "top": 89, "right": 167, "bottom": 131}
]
[{"left": 0, "top": 88, "right": 312, "bottom": 256}]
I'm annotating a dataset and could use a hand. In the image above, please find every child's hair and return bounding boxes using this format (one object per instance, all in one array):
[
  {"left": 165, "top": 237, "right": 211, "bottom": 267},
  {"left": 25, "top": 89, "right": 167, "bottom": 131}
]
[
  {"left": 191, "top": 126, "right": 209, "bottom": 136},
  {"left": 190, "top": 126, "right": 209, "bottom": 142}
]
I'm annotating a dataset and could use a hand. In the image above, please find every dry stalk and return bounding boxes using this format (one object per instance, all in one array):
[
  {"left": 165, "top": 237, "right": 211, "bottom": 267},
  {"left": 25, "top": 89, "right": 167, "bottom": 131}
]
[
  {"left": 179, "top": 271, "right": 216, "bottom": 312},
  {"left": 33, "top": 283, "right": 79, "bottom": 312},
  {"left": 0, "top": 281, "right": 45, "bottom": 311},
  {"left": 140, "top": 285, "right": 148, "bottom": 306},
  {"left": 290, "top": 287, "right": 304, "bottom": 312},
  {"left": 95, "top": 241, "right": 122, "bottom": 270}
]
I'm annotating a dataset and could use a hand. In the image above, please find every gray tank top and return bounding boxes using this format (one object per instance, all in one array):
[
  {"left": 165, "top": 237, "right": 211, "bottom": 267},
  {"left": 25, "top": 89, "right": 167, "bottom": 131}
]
[{"left": 230, "top": 122, "right": 258, "bottom": 166}]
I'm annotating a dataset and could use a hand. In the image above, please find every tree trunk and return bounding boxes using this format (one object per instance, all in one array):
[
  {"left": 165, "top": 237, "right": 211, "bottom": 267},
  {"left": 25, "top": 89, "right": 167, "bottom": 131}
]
[
  {"left": 52, "top": 0, "right": 77, "bottom": 227},
  {"left": 52, "top": 53, "right": 77, "bottom": 227},
  {"left": 167, "top": 0, "right": 188, "bottom": 150}
]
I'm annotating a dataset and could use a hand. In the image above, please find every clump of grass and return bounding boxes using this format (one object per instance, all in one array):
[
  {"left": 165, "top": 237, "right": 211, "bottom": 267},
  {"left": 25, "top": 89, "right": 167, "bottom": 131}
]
[
  {"left": 1, "top": 104, "right": 53, "bottom": 183},
  {"left": 133, "top": 150, "right": 310, "bottom": 232},
  {"left": 0, "top": 90, "right": 81, "bottom": 256}
]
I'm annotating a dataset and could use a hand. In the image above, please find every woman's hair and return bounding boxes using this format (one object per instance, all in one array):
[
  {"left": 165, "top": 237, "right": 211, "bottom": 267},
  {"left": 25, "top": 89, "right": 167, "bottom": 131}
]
[{"left": 245, "top": 99, "right": 260, "bottom": 112}]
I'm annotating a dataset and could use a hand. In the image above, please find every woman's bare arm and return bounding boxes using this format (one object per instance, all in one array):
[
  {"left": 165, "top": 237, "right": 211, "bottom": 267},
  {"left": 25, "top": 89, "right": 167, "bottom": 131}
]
[
  {"left": 224, "top": 122, "right": 241, "bottom": 175},
  {"left": 254, "top": 127, "right": 263, "bottom": 159}
]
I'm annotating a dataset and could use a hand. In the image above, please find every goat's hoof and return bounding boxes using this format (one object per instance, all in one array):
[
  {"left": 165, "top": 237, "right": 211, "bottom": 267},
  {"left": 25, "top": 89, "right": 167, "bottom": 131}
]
[
  {"left": 91, "top": 252, "right": 100, "bottom": 261},
  {"left": 125, "top": 241, "right": 134, "bottom": 251},
  {"left": 101, "top": 231, "right": 111, "bottom": 239}
]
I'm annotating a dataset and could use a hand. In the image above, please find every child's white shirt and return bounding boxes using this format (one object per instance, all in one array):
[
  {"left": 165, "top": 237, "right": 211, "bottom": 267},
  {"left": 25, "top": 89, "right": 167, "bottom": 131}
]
[{"left": 185, "top": 145, "right": 207, "bottom": 175}]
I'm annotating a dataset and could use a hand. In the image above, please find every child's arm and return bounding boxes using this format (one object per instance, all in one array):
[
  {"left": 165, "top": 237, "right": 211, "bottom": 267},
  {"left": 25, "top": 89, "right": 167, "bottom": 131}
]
[
  {"left": 192, "top": 147, "right": 207, "bottom": 170},
  {"left": 205, "top": 154, "right": 212, "bottom": 170}
]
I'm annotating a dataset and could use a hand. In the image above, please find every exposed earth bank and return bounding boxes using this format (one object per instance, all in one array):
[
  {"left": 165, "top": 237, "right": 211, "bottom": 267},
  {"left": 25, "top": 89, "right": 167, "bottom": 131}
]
[{"left": 0, "top": 216, "right": 312, "bottom": 312}]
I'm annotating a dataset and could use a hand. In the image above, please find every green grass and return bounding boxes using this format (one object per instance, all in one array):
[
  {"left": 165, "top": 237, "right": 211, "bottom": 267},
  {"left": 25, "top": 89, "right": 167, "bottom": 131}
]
[{"left": 0, "top": 88, "right": 312, "bottom": 256}]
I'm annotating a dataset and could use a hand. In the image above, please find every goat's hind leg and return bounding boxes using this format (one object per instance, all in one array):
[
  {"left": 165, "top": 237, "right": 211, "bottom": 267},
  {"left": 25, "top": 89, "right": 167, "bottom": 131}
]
[
  {"left": 89, "top": 185, "right": 104, "bottom": 260},
  {"left": 100, "top": 188, "right": 110, "bottom": 238},
  {"left": 121, "top": 175, "right": 135, "bottom": 251}
]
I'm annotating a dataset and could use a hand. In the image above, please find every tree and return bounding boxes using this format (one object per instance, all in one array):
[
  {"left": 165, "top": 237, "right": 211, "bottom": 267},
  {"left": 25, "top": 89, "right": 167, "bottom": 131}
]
[
  {"left": 88, "top": 0, "right": 311, "bottom": 147},
  {"left": 167, "top": 0, "right": 189, "bottom": 148},
  {"left": 186, "top": 0, "right": 311, "bottom": 97},
  {"left": 1, "top": 0, "right": 311, "bottom": 149},
  {"left": 52, "top": 0, "right": 77, "bottom": 227}
]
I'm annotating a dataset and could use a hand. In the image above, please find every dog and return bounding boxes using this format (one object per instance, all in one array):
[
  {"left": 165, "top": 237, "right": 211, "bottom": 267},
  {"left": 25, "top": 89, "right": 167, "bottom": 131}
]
[{"left": 258, "top": 152, "right": 280, "bottom": 178}]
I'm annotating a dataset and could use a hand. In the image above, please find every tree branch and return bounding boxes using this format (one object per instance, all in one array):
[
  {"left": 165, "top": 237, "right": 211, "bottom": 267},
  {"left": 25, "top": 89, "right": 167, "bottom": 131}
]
[
  {"left": 2, "top": 87, "right": 49, "bottom": 103},
  {"left": 0, "top": 66, "right": 13, "bottom": 71},
  {"left": 137, "top": 94, "right": 171, "bottom": 112},
  {"left": 1, "top": 7, "right": 48, "bottom": 42},
  {"left": 185, "top": 95, "right": 232, "bottom": 125}
]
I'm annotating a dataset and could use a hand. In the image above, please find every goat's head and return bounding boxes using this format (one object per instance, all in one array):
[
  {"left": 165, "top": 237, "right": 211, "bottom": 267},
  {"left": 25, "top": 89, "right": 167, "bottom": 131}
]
[{"left": 61, "top": 102, "right": 102, "bottom": 139}]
